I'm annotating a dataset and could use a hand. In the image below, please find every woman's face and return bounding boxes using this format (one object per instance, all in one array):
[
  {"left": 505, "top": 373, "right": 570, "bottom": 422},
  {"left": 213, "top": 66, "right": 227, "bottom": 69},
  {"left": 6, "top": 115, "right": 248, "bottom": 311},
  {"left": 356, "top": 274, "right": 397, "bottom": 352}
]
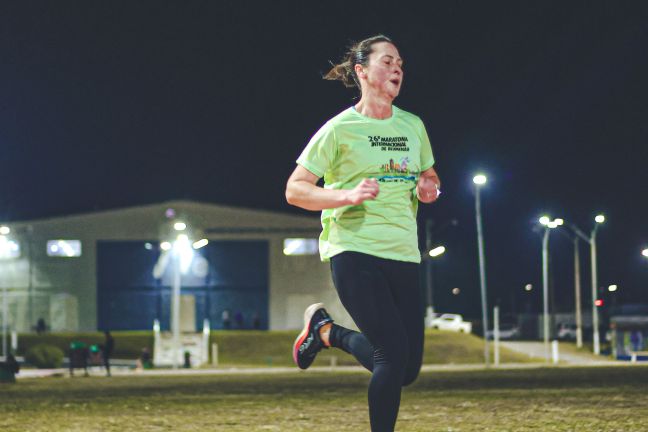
[{"left": 359, "top": 42, "right": 403, "bottom": 100}]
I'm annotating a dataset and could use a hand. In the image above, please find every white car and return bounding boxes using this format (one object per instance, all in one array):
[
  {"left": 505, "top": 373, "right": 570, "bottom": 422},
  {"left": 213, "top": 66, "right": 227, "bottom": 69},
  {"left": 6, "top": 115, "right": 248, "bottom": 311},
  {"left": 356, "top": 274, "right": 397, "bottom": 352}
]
[
  {"left": 430, "top": 313, "right": 472, "bottom": 333},
  {"left": 557, "top": 323, "right": 577, "bottom": 340},
  {"left": 486, "top": 324, "right": 520, "bottom": 340}
]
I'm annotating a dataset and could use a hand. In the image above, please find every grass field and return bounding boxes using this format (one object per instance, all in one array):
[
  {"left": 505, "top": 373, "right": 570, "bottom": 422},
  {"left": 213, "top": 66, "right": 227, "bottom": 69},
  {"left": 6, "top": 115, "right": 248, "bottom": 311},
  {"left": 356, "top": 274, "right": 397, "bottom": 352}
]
[
  {"left": 2, "top": 366, "right": 647, "bottom": 431},
  {"left": 17, "top": 329, "right": 536, "bottom": 367}
]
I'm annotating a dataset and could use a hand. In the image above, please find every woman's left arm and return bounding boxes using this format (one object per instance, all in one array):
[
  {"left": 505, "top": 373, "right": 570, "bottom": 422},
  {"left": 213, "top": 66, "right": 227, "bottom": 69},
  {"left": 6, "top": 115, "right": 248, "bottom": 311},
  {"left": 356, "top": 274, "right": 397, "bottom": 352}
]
[{"left": 417, "top": 167, "right": 441, "bottom": 203}]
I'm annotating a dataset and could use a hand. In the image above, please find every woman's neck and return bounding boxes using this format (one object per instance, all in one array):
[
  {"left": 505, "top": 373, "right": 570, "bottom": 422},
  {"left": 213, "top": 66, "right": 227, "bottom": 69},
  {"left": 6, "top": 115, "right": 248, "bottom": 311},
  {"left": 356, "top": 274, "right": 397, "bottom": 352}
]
[{"left": 354, "top": 94, "right": 393, "bottom": 119}]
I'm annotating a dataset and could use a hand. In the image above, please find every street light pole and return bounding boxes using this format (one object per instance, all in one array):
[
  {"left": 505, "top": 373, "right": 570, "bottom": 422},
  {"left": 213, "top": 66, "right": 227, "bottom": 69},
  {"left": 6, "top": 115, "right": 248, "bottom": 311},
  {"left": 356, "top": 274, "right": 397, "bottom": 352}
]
[
  {"left": 573, "top": 238, "right": 583, "bottom": 348},
  {"left": 565, "top": 216, "right": 604, "bottom": 355},
  {"left": 2, "top": 282, "right": 6, "bottom": 359},
  {"left": 538, "top": 216, "right": 563, "bottom": 361},
  {"left": 171, "top": 245, "right": 181, "bottom": 369},
  {"left": 586, "top": 214, "right": 606, "bottom": 356},
  {"left": 473, "top": 174, "right": 489, "bottom": 366},
  {"left": 542, "top": 227, "right": 550, "bottom": 362},
  {"left": 590, "top": 223, "right": 601, "bottom": 355},
  {"left": 425, "top": 219, "right": 434, "bottom": 323}
]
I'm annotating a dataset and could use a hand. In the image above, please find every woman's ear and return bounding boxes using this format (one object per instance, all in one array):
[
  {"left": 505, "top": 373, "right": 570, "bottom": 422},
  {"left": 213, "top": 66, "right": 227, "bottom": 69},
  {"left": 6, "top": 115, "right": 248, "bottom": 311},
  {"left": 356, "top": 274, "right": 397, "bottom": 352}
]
[{"left": 354, "top": 64, "right": 366, "bottom": 79}]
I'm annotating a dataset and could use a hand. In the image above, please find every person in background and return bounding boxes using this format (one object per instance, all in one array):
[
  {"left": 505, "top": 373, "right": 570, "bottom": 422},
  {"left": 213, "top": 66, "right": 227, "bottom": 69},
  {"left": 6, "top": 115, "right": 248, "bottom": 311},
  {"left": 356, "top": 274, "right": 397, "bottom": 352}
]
[
  {"left": 103, "top": 330, "right": 114, "bottom": 377},
  {"left": 234, "top": 311, "right": 244, "bottom": 329},
  {"left": 36, "top": 318, "right": 46, "bottom": 335},
  {"left": 222, "top": 309, "right": 231, "bottom": 329}
]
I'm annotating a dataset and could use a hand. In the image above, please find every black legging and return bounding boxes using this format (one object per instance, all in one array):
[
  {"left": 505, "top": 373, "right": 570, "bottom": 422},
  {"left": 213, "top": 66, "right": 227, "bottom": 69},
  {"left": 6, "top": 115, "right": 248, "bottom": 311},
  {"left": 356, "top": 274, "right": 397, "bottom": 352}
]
[{"left": 329, "top": 251, "right": 424, "bottom": 432}]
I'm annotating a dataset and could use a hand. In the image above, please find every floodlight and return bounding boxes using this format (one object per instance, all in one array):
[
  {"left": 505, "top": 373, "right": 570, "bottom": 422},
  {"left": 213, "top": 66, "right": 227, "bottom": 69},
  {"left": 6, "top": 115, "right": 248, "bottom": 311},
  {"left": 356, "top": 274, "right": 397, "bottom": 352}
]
[
  {"left": 473, "top": 174, "right": 487, "bottom": 185},
  {"left": 193, "top": 239, "right": 209, "bottom": 249},
  {"left": 428, "top": 246, "right": 446, "bottom": 257}
]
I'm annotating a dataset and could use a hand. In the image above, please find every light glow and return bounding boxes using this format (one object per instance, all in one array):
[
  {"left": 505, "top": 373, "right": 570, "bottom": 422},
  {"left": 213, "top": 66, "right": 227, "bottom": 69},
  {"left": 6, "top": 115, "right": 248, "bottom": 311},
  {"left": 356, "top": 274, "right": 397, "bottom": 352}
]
[
  {"left": 428, "top": 246, "right": 446, "bottom": 257},
  {"left": 283, "top": 238, "right": 318, "bottom": 256},
  {"left": 0, "top": 235, "right": 20, "bottom": 259},
  {"left": 540, "top": 216, "right": 562, "bottom": 229},
  {"left": 160, "top": 242, "right": 172, "bottom": 251},
  {"left": 46, "top": 240, "right": 81, "bottom": 257},
  {"left": 174, "top": 222, "right": 187, "bottom": 231},
  {"left": 473, "top": 174, "right": 487, "bottom": 185},
  {"left": 174, "top": 234, "right": 194, "bottom": 274},
  {"left": 0, "top": 226, "right": 10, "bottom": 235},
  {"left": 193, "top": 239, "right": 209, "bottom": 249},
  {"left": 595, "top": 214, "right": 605, "bottom": 224},
  {"left": 608, "top": 284, "right": 618, "bottom": 292},
  {"left": 525, "top": 284, "right": 533, "bottom": 292},
  {"left": 643, "top": 248, "right": 648, "bottom": 258}
]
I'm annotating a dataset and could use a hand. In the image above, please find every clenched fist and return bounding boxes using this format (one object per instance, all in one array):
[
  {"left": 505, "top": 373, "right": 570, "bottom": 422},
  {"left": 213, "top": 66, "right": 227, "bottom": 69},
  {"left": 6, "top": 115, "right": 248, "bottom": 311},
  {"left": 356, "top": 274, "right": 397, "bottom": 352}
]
[
  {"left": 345, "top": 178, "right": 380, "bottom": 205},
  {"left": 417, "top": 176, "right": 440, "bottom": 203}
]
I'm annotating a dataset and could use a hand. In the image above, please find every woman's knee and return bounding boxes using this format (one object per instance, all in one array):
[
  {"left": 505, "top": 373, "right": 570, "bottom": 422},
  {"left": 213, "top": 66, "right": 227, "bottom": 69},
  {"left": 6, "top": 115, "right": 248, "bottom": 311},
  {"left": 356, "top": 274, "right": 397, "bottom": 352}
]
[
  {"left": 374, "top": 340, "right": 409, "bottom": 371},
  {"left": 401, "top": 363, "right": 421, "bottom": 387}
]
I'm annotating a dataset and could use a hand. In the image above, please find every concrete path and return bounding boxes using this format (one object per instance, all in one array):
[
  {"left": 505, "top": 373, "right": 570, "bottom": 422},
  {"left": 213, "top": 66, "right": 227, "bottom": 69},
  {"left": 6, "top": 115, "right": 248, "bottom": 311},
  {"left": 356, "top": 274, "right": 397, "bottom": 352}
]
[
  {"left": 17, "top": 357, "right": 643, "bottom": 380},
  {"left": 500, "top": 341, "right": 614, "bottom": 365}
]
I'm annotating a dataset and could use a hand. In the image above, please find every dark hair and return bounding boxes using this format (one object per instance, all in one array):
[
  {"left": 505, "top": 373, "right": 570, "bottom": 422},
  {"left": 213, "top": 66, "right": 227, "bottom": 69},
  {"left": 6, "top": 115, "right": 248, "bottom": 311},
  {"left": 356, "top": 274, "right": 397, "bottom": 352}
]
[{"left": 324, "top": 35, "right": 395, "bottom": 90}]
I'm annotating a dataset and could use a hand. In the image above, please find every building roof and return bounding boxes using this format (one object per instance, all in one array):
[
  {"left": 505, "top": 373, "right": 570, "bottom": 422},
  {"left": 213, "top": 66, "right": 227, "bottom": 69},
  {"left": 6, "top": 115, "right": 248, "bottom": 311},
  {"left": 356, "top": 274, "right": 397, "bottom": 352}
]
[{"left": 4, "top": 200, "right": 321, "bottom": 239}]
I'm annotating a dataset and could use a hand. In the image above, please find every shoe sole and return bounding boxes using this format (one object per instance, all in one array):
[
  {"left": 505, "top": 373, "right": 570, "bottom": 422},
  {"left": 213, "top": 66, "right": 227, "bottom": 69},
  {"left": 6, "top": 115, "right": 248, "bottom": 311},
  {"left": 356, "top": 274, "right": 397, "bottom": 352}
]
[{"left": 292, "top": 302, "right": 325, "bottom": 367}]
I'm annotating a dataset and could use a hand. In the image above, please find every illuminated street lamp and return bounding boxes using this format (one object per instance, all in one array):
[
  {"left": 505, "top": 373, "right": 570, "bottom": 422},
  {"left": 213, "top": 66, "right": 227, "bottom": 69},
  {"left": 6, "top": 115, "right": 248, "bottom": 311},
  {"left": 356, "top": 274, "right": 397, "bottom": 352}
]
[
  {"left": 428, "top": 245, "right": 446, "bottom": 258},
  {"left": 424, "top": 219, "right": 458, "bottom": 327},
  {"left": 169, "top": 230, "right": 208, "bottom": 369},
  {"left": 608, "top": 284, "right": 618, "bottom": 292},
  {"left": 473, "top": 173, "right": 490, "bottom": 366},
  {"left": 642, "top": 248, "right": 648, "bottom": 258},
  {"left": 424, "top": 244, "right": 446, "bottom": 328},
  {"left": 539, "top": 215, "right": 563, "bottom": 362},
  {"left": 590, "top": 214, "right": 605, "bottom": 355},
  {"left": 562, "top": 214, "right": 606, "bottom": 353}
]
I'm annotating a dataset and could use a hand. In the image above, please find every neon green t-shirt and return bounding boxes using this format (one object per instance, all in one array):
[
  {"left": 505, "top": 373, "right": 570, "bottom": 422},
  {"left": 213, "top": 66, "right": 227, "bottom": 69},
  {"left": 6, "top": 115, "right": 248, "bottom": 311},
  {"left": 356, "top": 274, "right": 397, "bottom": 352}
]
[{"left": 297, "top": 105, "right": 435, "bottom": 263}]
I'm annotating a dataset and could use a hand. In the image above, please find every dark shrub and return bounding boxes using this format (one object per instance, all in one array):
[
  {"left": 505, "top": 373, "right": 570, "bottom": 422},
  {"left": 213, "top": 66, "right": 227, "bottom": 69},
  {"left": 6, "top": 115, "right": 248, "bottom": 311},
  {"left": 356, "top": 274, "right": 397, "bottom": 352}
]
[{"left": 25, "top": 344, "right": 64, "bottom": 369}]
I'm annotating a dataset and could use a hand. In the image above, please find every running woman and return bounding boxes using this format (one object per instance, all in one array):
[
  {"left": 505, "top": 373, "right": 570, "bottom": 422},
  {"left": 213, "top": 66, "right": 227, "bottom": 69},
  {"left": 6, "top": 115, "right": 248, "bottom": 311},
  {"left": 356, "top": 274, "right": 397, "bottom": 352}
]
[{"left": 285, "top": 35, "right": 440, "bottom": 432}]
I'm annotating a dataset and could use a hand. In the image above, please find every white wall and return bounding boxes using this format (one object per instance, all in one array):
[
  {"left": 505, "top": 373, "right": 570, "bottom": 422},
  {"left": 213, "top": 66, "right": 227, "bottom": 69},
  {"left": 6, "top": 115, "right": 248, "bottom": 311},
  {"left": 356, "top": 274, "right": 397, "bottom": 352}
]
[{"left": 2, "top": 201, "right": 338, "bottom": 332}]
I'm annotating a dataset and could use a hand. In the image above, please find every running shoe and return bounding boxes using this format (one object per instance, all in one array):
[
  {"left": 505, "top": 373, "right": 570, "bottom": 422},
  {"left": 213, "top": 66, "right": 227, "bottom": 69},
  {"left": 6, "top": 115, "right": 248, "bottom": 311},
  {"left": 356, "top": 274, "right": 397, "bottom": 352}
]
[{"left": 293, "top": 303, "right": 334, "bottom": 370}]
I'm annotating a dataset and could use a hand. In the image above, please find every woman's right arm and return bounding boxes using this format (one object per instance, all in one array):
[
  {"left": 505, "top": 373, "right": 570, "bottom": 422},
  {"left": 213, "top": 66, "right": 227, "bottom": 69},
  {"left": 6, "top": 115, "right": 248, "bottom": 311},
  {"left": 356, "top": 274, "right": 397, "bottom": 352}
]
[{"left": 285, "top": 165, "right": 379, "bottom": 211}]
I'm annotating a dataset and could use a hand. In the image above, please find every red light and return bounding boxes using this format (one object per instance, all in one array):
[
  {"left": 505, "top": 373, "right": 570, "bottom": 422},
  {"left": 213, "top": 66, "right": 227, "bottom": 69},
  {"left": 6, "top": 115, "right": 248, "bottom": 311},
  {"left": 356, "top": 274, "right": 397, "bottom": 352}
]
[{"left": 595, "top": 299, "right": 604, "bottom": 307}]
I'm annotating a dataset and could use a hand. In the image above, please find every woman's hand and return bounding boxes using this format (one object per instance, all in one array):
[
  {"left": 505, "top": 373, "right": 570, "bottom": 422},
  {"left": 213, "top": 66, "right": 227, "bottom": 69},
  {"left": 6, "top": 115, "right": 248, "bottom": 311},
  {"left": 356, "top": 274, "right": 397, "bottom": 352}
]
[
  {"left": 417, "top": 176, "right": 440, "bottom": 203},
  {"left": 344, "top": 178, "right": 380, "bottom": 205}
]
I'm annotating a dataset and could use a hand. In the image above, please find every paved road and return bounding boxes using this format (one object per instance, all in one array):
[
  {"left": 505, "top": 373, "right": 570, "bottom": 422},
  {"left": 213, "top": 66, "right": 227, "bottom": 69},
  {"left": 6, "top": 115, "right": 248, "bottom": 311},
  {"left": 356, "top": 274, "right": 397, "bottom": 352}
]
[
  {"left": 18, "top": 358, "right": 641, "bottom": 380},
  {"left": 500, "top": 341, "right": 615, "bottom": 365}
]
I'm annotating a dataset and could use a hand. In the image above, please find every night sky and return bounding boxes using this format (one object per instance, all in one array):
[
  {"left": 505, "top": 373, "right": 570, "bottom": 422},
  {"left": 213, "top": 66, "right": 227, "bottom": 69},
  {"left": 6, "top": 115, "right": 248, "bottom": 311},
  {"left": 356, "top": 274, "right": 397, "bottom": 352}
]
[{"left": 1, "top": 1, "right": 647, "bottom": 317}]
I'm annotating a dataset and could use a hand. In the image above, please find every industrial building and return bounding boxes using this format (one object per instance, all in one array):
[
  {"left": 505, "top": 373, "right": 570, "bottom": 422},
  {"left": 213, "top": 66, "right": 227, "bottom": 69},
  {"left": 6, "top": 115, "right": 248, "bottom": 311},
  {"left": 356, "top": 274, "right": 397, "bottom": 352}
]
[{"left": 0, "top": 201, "right": 355, "bottom": 333}]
